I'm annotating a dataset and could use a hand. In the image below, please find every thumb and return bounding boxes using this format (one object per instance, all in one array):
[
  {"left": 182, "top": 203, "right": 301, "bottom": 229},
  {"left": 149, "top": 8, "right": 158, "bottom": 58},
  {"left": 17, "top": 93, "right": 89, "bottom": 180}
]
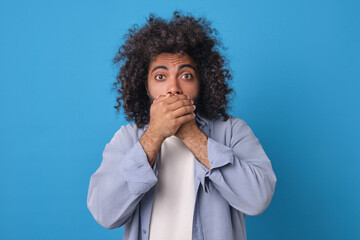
[{"left": 153, "top": 93, "right": 172, "bottom": 103}]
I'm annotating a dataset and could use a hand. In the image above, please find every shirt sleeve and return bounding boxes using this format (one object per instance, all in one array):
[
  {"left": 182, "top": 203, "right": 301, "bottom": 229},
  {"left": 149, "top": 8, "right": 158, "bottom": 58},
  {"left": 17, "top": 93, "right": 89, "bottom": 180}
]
[
  {"left": 87, "top": 125, "right": 158, "bottom": 229},
  {"left": 195, "top": 117, "right": 277, "bottom": 216}
]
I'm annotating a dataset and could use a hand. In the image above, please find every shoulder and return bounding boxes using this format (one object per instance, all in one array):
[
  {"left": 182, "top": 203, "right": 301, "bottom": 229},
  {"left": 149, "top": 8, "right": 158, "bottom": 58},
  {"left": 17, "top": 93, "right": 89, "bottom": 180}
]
[
  {"left": 212, "top": 115, "right": 249, "bottom": 131},
  {"left": 211, "top": 115, "right": 255, "bottom": 146},
  {"left": 109, "top": 122, "right": 145, "bottom": 146}
]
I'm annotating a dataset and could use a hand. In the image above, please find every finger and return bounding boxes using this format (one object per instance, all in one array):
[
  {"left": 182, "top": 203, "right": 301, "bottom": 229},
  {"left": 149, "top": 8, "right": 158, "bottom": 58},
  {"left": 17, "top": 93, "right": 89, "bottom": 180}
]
[
  {"left": 175, "top": 112, "right": 196, "bottom": 125},
  {"left": 167, "top": 99, "right": 194, "bottom": 111},
  {"left": 157, "top": 93, "right": 171, "bottom": 99},
  {"left": 174, "top": 93, "right": 193, "bottom": 102},
  {"left": 160, "top": 94, "right": 190, "bottom": 105},
  {"left": 153, "top": 93, "right": 171, "bottom": 104},
  {"left": 171, "top": 105, "right": 196, "bottom": 118}
]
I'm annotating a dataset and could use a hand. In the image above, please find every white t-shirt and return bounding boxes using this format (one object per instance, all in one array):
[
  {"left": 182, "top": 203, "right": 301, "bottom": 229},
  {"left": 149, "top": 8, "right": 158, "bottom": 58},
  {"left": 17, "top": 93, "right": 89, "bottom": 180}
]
[{"left": 148, "top": 135, "right": 196, "bottom": 240}]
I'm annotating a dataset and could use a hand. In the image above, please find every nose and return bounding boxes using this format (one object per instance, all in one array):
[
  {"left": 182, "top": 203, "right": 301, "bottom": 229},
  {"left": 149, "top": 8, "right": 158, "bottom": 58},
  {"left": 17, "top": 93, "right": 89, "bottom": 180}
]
[{"left": 167, "top": 78, "right": 182, "bottom": 95}]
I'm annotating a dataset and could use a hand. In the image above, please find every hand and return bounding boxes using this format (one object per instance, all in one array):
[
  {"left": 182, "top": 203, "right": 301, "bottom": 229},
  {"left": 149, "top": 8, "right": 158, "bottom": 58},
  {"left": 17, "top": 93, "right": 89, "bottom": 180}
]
[
  {"left": 174, "top": 115, "right": 199, "bottom": 140},
  {"left": 147, "top": 93, "right": 196, "bottom": 140}
]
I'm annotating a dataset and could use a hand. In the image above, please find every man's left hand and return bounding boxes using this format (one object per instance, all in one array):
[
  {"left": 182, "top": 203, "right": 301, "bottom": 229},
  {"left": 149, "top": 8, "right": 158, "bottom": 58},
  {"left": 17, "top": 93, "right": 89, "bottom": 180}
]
[{"left": 174, "top": 115, "right": 200, "bottom": 140}]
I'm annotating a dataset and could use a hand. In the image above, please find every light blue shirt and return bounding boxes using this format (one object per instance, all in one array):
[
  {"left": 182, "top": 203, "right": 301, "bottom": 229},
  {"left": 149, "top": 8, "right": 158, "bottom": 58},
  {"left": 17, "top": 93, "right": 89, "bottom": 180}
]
[{"left": 87, "top": 113, "right": 277, "bottom": 240}]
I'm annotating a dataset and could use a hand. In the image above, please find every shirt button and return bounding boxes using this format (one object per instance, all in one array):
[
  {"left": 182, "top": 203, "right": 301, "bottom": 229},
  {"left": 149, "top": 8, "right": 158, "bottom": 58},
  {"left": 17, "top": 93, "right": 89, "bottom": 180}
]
[{"left": 143, "top": 229, "right": 146, "bottom": 234}]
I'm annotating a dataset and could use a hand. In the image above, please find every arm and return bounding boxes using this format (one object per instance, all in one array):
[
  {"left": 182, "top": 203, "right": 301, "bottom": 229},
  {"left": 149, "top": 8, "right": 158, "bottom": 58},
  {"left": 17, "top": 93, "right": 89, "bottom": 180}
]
[
  {"left": 87, "top": 125, "right": 159, "bottom": 229},
  {"left": 185, "top": 118, "right": 277, "bottom": 216},
  {"left": 140, "top": 126, "right": 166, "bottom": 167},
  {"left": 180, "top": 127, "right": 211, "bottom": 170}
]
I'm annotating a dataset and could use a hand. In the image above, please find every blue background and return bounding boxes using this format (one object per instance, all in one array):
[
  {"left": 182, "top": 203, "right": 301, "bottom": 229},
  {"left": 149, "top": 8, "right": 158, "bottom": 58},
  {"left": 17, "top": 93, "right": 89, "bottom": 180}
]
[{"left": 1, "top": 0, "right": 359, "bottom": 239}]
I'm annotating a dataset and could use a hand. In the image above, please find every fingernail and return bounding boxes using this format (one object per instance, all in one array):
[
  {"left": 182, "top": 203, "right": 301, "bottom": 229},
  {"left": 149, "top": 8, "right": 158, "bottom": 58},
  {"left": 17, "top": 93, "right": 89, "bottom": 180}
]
[{"left": 187, "top": 95, "right": 190, "bottom": 99}]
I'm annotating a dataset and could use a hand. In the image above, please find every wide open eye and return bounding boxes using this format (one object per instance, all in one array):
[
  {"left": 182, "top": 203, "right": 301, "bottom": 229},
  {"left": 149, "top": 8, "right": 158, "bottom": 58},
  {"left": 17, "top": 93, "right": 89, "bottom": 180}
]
[
  {"left": 182, "top": 73, "right": 193, "bottom": 79},
  {"left": 155, "top": 74, "right": 166, "bottom": 80}
]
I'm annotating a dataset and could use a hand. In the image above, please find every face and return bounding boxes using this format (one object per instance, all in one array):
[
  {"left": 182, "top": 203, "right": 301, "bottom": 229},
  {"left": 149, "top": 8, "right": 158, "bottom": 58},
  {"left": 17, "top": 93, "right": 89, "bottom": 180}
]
[{"left": 146, "top": 52, "right": 200, "bottom": 104}]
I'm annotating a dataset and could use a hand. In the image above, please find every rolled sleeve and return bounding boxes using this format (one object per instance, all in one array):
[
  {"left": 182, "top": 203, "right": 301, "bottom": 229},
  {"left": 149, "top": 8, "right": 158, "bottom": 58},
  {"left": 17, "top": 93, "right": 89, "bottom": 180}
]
[
  {"left": 120, "top": 140, "right": 158, "bottom": 194},
  {"left": 195, "top": 118, "right": 277, "bottom": 215},
  {"left": 87, "top": 124, "right": 158, "bottom": 229},
  {"left": 195, "top": 137, "right": 234, "bottom": 192},
  {"left": 208, "top": 137, "right": 235, "bottom": 170}
]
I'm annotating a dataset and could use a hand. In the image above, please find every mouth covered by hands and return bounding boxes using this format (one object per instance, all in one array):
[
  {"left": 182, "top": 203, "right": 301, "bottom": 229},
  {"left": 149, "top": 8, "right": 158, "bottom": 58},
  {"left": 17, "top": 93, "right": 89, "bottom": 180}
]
[{"left": 147, "top": 93, "right": 196, "bottom": 140}]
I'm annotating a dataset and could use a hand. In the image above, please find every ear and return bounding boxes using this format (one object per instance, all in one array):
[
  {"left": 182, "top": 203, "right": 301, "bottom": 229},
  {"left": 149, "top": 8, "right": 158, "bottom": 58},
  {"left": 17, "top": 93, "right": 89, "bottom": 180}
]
[{"left": 145, "top": 85, "right": 150, "bottom": 97}]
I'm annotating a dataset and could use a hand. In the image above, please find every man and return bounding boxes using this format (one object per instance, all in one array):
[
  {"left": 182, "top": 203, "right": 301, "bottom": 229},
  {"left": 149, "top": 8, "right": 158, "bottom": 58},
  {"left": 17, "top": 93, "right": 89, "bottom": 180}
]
[{"left": 87, "top": 11, "right": 277, "bottom": 240}]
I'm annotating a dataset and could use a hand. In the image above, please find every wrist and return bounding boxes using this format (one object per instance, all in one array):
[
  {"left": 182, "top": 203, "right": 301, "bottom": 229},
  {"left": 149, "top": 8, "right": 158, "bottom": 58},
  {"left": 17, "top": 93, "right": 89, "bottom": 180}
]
[
  {"left": 145, "top": 125, "right": 166, "bottom": 143},
  {"left": 181, "top": 126, "right": 202, "bottom": 141}
]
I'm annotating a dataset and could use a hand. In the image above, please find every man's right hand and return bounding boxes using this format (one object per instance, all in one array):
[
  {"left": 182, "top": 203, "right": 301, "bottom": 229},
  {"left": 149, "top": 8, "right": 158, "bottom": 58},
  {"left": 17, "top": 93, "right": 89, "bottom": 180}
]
[{"left": 147, "top": 93, "right": 196, "bottom": 140}]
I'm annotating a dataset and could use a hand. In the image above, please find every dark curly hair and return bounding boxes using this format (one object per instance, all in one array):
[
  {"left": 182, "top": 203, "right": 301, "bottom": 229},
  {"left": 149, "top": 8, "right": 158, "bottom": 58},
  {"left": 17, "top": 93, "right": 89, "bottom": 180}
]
[{"left": 112, "top": 10, "right": 235, "bottom": 128}]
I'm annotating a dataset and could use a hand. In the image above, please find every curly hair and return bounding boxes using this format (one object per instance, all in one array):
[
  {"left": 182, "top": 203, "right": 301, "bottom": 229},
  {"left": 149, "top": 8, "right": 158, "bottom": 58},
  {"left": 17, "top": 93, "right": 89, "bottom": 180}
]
[{"left": 112, "top": 10, "right": 235, "bottom": 128}]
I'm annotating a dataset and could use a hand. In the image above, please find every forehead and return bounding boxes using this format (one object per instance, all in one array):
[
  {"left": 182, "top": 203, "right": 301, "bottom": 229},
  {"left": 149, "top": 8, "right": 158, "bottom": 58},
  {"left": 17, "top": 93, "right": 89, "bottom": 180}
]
[{"left": 149, "top": 52, "right": 196, "bottom": 67}]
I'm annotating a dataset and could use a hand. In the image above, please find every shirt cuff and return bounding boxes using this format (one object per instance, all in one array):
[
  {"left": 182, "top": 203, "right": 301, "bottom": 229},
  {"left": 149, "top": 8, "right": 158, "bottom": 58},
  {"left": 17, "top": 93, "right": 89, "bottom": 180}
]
[
  {"left": 119, "top": 140, "right": 158, "bottom": 194},
  {"left": 195, "top": 137, "right": 234, "bottom": 192},
  {"left": 207, "top": 137, "right": 234, "bottom": 170}
]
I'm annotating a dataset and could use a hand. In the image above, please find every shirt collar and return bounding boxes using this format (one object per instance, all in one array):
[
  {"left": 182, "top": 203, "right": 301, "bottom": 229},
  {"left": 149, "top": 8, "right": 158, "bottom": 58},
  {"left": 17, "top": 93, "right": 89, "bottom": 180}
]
[{"left": 195, "top": 111, "right": 212, "bottom": 130}]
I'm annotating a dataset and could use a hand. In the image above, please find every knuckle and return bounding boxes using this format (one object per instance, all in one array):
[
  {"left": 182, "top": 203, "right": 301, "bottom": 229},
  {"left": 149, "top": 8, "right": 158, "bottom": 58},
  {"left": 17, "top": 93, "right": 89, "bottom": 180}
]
[
  {"left": 170, "top": 121, "right": 177, "bottom": 129},
  {"left": 174, "top": 118, "right": 180, "bottom": 126}
]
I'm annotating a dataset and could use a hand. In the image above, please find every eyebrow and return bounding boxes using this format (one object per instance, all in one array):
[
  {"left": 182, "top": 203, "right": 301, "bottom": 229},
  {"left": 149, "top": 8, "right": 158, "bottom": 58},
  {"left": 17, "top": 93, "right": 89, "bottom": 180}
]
[{"left": 151, "top": 64, "right": 196, "bottom": 73}]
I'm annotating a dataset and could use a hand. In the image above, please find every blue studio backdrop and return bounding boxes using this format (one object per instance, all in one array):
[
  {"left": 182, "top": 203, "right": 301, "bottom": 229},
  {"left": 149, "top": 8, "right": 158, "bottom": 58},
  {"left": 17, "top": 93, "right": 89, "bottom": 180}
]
[{"left": 0, "top": 0, "right": 359, "bottom": 239}]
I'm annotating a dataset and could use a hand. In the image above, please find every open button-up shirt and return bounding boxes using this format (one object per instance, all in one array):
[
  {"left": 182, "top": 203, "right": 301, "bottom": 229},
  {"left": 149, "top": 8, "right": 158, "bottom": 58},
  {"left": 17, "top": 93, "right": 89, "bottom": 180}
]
[{"left": 87, "top": 113, "right": 277, "bottom": 240}]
